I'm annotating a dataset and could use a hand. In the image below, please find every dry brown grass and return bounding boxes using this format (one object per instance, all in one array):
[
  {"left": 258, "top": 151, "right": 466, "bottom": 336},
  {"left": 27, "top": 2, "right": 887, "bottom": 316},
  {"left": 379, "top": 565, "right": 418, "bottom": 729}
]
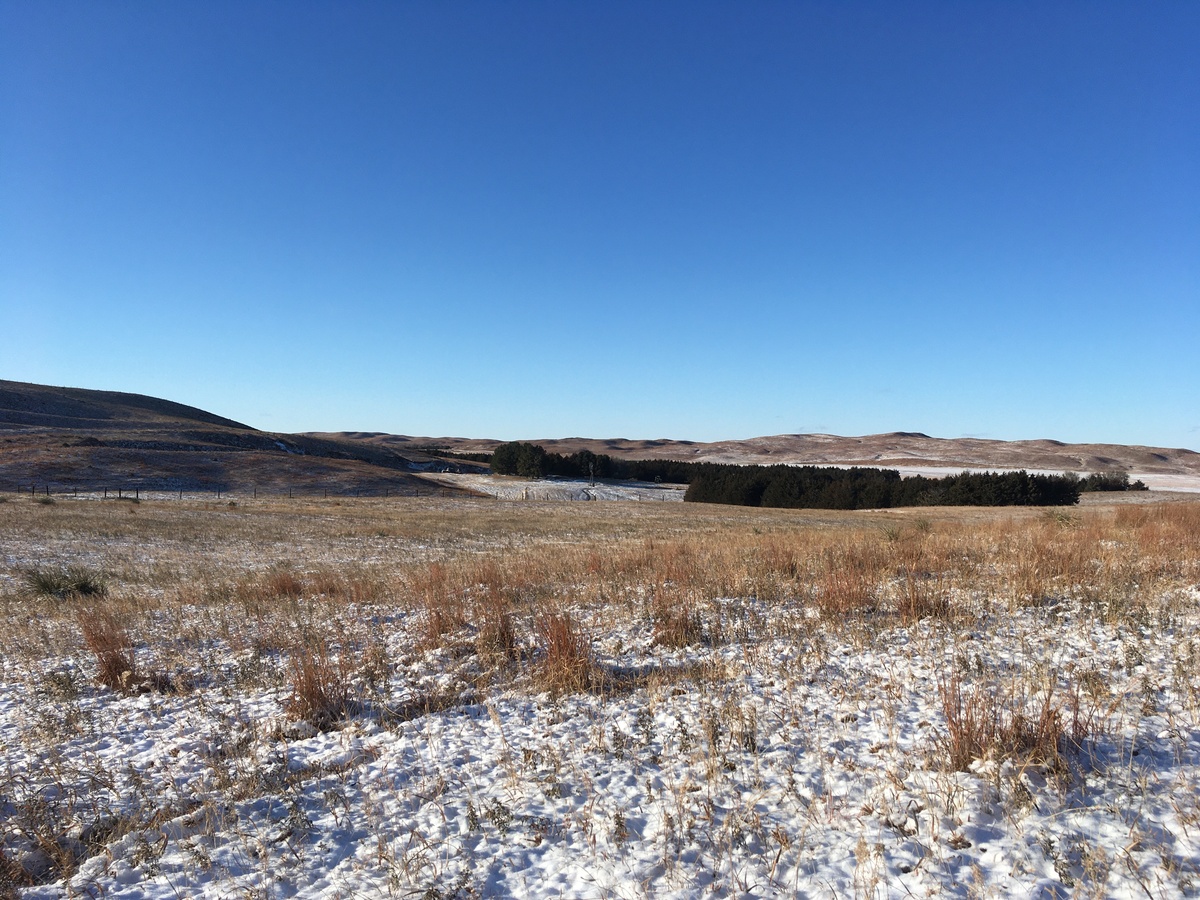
[
  {"left": 1, "top": 494, "right": 1197, "bottom": 703},
  {"left": 0, "top": 846, "right": 29, "bottom": 898},
  {"left": 77, "top": 608, "right": 139, "bottom": 692},
  {"left": 284, "top": 636, "right": 355, "bottom": 730},
  {"left": 537, "top": 610, "right": 599, "bottom": 695},
  {"left": 816, "top": 565, "right": 878, "bottom": 619},
  {"left": 2, "top": 491, "right": 1197, "bottom": 898},
  {"left": 409, "top": 562, "right": 467, "bottom": 648},
  {"left": 940, "top": 672, "right": 1080, "bottom": 773},
  {"left": 896, "top": 573, "right": 953, "bottom": 624},
  {"left": 262, "top": 568, "right": 305, "bottom": 600},
  {"left": 650, "top": 586, "right": 709, "bottom": 647}
]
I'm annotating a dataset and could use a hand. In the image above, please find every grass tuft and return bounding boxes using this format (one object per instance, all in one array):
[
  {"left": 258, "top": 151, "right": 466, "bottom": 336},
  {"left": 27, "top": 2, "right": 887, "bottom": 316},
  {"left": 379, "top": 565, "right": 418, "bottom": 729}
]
[
  {"left": 896, "top": 573, "right": 952, "bottom": 624},
  {"left": 940, "top": 673, "right": 1076, "bottom": 773},
  {"left": 475, "top": 603, "right": 517, "bottom": 659},
  {"left": 263, "top": 568, "right": 305, "bottom": 600},
  {"left": 77, "top": 608, "right": 139, "bottom": 692},
  {"left": 650, "top": 589, "right": 708, "bottom": 647},
  {"left": 285, "top": 637, "right": 355, "bottom": 730},
  {"left": 0, "top": 845, "right": 30, "bottom": 897},
  {"left": 22, "top": 566, "right": 108, "bottom": 601},
  {"left": 816, "top": 567, "right": 877, "bottom": 618},
  {"left": 537, "top": 611, "right": 599, "bottom": 695}
]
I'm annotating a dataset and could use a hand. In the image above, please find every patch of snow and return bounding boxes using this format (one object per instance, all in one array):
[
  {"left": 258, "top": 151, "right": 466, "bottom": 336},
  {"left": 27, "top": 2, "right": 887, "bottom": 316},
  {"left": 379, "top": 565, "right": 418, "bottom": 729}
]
[{"left": 425, "top": 473, "right": 687, "bottom": 502}]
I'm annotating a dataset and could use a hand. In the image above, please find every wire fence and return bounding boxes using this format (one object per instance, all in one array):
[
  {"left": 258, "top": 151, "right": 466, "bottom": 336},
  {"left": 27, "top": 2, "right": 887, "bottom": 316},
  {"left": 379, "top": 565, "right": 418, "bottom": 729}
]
[{"left": 1, "top": 482, "right": 458, "bottom": 501}]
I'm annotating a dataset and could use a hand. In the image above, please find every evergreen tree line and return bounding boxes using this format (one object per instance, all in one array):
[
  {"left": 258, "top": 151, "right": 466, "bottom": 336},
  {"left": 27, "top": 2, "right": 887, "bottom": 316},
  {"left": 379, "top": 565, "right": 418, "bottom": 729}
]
[
  {"left": 488, "top": 442, "right": 1148, "bottom": 508},
  {"left": 682, "top": 465, "right": 1082, "bottom": 508},
  {"left": 488, "top": 442, "right": 694, "bottom": 483},
  {"left": 1076, "top": 471, "right": 1148, "bottom": 492}
]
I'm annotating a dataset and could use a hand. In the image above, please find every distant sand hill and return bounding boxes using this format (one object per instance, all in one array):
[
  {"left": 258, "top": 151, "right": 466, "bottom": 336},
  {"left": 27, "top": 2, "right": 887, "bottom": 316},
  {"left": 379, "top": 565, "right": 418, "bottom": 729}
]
[
  {"left": 0, "top": 380, "right": 474, "bottom": 496},
  {"left": 312, "top": 431, "right": 1200, "bottom": 492}
]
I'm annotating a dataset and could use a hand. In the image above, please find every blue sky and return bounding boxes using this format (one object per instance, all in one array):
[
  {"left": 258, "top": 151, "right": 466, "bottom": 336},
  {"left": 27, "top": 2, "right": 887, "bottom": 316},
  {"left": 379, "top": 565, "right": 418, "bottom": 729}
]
[{"left": 2, "top": 2, "right": 1197, "bottom": 447}]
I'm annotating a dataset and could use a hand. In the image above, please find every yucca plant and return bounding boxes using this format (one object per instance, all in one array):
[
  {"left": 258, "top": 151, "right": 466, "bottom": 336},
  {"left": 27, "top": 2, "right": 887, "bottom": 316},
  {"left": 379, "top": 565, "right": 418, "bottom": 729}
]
[{"left": 24, "top": 566, "right": 108, "bottom": 601}]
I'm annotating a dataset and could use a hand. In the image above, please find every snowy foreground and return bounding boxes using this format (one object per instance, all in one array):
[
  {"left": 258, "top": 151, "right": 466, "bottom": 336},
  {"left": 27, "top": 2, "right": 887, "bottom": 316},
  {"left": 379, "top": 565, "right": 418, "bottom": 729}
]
[
  {"left": 3, "top": 592, "right": 1200, "bottom": 899},
  {"left": 3, "top": 496, "right": 1200, "bottom": 900}
]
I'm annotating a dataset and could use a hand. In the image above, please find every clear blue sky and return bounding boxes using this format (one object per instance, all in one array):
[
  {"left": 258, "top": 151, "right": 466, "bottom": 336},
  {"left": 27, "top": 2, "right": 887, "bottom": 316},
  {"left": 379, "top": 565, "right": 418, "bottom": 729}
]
[{"left": 3, "top": 2, "right": 1197, "bottom": 447}]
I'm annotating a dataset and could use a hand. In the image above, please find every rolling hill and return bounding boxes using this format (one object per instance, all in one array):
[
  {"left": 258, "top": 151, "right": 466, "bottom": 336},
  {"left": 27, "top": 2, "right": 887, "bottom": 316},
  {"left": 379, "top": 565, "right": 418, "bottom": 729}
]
[
  {"left": 0, "top": 380, "right": 475, "bottom": 496},
  {"left": 312, "top": 430, "right": 1200, "bottom": 490},
  {"left": 4, "top": 379, "right": 1197, "bottom": 496}
]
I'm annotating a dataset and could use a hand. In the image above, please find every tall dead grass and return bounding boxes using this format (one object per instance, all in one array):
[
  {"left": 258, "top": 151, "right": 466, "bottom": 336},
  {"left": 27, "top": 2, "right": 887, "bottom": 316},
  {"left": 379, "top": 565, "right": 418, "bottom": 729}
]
[
  {"left": 77, "top": 608, "right": 139, "bottom": 692},
  {"left": 939, "top": 671, "right": 1097, "bottom": 773},
  {"left": 285, "top": 637, "right": 355, "bottom": 730},
  {"left": 5, "top": 494, "right": 1198, "bottom": 704},
  {"left": 650, "top": 586, "right": 708, "bottom": 647},
  {"left": 537, "top": 610, "right": 600, "bottom": 695}
]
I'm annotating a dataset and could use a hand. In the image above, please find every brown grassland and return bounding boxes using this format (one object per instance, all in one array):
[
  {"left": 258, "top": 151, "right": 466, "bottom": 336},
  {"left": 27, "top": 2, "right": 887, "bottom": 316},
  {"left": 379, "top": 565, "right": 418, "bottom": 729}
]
[
  {"left": 2, "top": 492, "right": 1200, "bottom": 896},
  {"left": 3, "top": 493, "right": 1198, "bottom": 736}
]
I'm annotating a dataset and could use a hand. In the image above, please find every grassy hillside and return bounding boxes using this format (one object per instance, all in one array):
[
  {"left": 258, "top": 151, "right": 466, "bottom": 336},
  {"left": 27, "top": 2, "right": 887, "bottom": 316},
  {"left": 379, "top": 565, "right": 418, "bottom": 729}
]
[{"left": 0, "top": 380, "right": 474, "bottom": 497}]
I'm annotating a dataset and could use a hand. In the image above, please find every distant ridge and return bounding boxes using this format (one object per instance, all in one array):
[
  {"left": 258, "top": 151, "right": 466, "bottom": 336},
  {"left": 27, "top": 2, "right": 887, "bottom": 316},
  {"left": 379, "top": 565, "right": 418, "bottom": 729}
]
[{"left": 313, "top": 430, "right": 1200, "bottom": 488}]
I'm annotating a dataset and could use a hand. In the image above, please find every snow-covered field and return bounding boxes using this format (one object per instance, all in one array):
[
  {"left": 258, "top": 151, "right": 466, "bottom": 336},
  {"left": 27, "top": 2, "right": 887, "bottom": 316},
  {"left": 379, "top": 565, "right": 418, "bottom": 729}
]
[
  {"left": 869, "top": 468, "right": 1200, "bottom": 495},
  {"left": 2, "top": 497, "right": 1199, "bottom": 899},
  {"left": 427, "top": 470, "right": 1200, "bottom": 504},
  {"left": 424, "top": 473, "right": 687, "bottom": 502}
]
